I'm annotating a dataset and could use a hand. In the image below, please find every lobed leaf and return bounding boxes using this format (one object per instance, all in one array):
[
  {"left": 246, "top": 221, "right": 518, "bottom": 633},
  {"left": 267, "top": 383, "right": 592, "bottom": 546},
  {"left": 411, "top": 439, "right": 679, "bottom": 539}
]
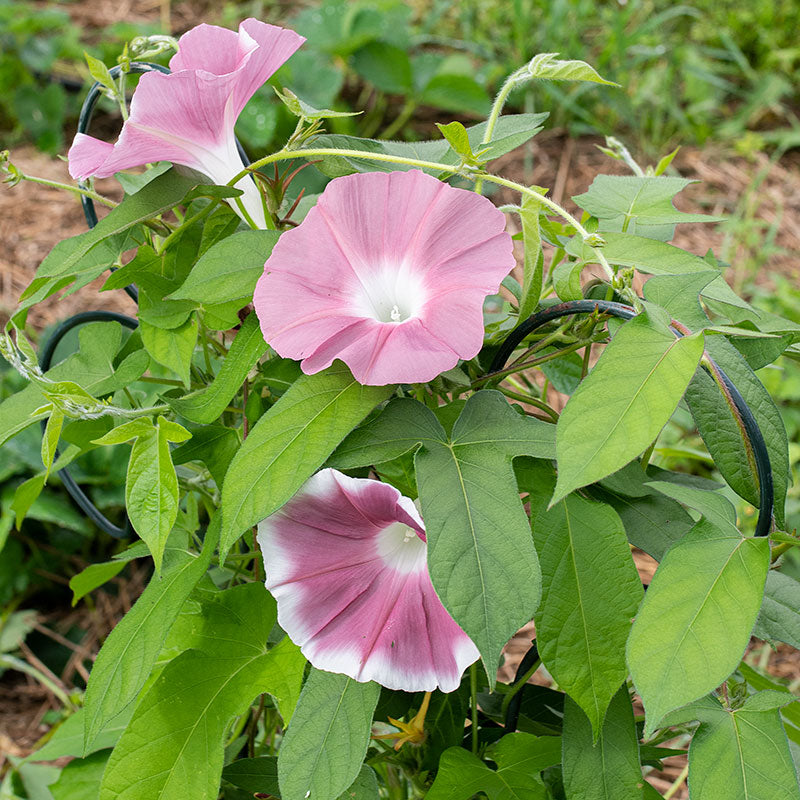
[
  {"left": 426, "top": 732, "right": 561, "bottom": 800},
  {"left": 99, "top": 584, "right": 305, "bottom": 800},
  {"left": 82, "top": 519, "right": 219, "bottom": 752},
  {"left": 332, "top": 391, "right": 555, "bottom": 685}
]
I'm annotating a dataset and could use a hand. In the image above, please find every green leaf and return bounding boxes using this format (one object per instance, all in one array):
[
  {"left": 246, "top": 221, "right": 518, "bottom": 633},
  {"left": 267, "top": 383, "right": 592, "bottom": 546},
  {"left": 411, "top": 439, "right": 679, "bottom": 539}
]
[
  {"left": 51, "top": 750, "right": 109, "bottom": 800},
  {"left": 84, "top": 52, "right": 116, "bottom": 91},
  {"left": 352, "top": 41, "right": 413, "bottom": 94},
  {"left": 310, "top": 113, "right": 547, "bottom": 177},
  {"left": 95, "top": 416, "right": 190, "bottom": 571},
  {"left": 421, "top": 73, "right": 491, "bottom": 116},
  {"left": 553, "top": 311, "right": 704, "bottom": 503},
  {"left": 69, "top": 561, "right": 126, "bottom": 607},
  {"left": 686, "top": 336, "right": 790, "bottom": 528},
  {"left": 754, "top": 571, "right": 800, "bottom": 649},
  {"left": 169, "top": 230, "right": 280, "bottom": 306},
  {"left": 11, "top": 473, "right": 46, "bottom": 530},
  {"left": 562, "top": 686, "right": 644, "bottom": 800},
  {"left": 524, "top": 52, "right": 618, "bottom": 85},
  {"left": 99, "top": 584, "right": 305, "bottom": 800},
  {"left": 627, "top": 519, "right": 770, "bottom": 736},
  {"left": 518, "top": 192, "right": 546, "bottom": 320},
  {"left": 336, "top": 766, "right": 379, "bottom": 800},
  {"left": 331, "top": 391, "right": 555, "bottom": 685},
  {"left": 641, "top": 270, "right": 717, "bottom": 330},
  {"left": 595, "top": 483, "right": 694, "bottom": 561},
  {"left": 572, "top": 176, "right": 722, "bottom": 240},
  {"left": 426, "top": 732, "right": 561, "bottom": 800},
  {"left": 436, "top": 121, "right": 474, "bottom": 160},
  {"left": 222, "top": 757, "right": 279, "bottom": 796},
  {"left": 41, "top": 409, "right": 63, "bottom": 480},
  {"left": 551, "top": 259, "right": 584, "bottom": 301},
  {"left": 533, "top": 495, "right": 643, "bottom": 735},
  {"left": 83, "top": 520, "right": 218, "bottom": 752},
  {"left": 220, "top": 364, "right": 392, "bottom": 558},
  {"left": 166, "top": 314, "right": 266, "bottom": 424},
  {"left": 33, "top": 171, "right": 198, "bottom": 282},
  {"left": 26, "top": 707, "right": 132, "bottom": 764},
  {"left": 140, "top": 316, "right": 198, "bottom": 388},
  {"left": 566, "top": 234, "right": 739, "bottom": 307},
  {"left": 683, "top": 695, "right": 800, "bottom": 799},
  {"left": 275, "top": 87, "right": 360, "bottom": 120},
  {"left": 645, "top": 480, "right": 739, "bottom": 535},
  {"left": 278, "top": 670, "right": 380, "bottom": 800}
]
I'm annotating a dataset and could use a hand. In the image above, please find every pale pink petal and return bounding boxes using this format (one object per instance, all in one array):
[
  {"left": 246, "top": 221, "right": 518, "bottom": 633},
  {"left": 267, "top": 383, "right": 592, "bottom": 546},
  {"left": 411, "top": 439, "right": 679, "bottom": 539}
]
[
  {"left": 301, "top": 319, "right": 460, "bottom": 385},
  {"left": 67, "top": 20, "right": 303, "bottom": 228},
  {"left": 417, "top": 288, "right": 490, "bottom": 357},
  {"left": 254, "top": 169, "right": 514, "bottom": 384},
  {"left": 170, "top": 19, "right": 304, "bottom": 117},
  {"left": 258, "top": 469, "right": 479, "bottom": 693}
]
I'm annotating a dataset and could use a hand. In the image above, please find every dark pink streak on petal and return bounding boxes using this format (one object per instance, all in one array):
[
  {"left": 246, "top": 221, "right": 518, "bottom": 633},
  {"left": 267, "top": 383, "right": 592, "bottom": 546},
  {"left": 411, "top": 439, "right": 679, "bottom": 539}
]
[{"left": 258, "top": 469, "right": 478, "bottom": 692}]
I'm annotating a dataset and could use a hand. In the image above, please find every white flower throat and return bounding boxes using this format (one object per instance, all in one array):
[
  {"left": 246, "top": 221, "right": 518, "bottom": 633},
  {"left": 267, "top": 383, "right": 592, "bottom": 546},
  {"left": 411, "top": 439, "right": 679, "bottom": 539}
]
[{"left": 355, "top": 264, "right": 426, "bottom": 324}]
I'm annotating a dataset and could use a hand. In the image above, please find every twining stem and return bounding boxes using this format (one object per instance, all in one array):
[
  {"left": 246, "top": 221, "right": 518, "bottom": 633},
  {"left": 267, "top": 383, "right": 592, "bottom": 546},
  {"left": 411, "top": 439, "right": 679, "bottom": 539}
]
[
  {"left": 230, "top": 147, "right": 615, "bottom": 281},
  {"left": 473, "top": 339, "right": 595, "bottom": 387},
  {"left": 474, "top": 70, "right": 526, "bottom": 194},
  {"left": 469, "top": 663, "right": 479, "bottom": 755}
]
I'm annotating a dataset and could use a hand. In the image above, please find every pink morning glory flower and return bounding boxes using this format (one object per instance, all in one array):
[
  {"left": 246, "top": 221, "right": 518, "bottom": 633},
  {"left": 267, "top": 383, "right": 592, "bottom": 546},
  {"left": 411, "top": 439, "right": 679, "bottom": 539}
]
[
  {"left": 258, "top": 468, "right": 479, "bottom": 692},
  {"left": 67, "top": 19, "right": 305, "bottom": 227},
  {"left": 253, "top": 169, "right": 515, "bottom": 385}
]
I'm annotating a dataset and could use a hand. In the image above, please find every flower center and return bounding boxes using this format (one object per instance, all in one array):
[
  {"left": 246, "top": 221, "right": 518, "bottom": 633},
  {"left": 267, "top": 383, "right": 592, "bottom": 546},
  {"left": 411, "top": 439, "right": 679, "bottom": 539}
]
[
  {"left": 376, "top": 521, "right": 427, "bottom": 573},
  {"left": 354, "top": 265, "right": 426, "bottom": 324}
]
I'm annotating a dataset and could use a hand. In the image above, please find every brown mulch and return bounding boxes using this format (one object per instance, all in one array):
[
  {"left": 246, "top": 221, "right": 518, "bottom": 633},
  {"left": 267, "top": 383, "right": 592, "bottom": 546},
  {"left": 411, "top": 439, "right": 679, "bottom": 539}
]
[{"left": 0, "top": 562, "right": 149, "bottom": 766}]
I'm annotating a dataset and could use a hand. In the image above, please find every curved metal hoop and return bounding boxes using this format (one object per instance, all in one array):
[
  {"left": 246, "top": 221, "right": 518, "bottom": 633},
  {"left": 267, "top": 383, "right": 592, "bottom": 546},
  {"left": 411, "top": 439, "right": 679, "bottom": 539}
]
[
  {"left": 488, "top": 299, "right": 774, "bottom": 538},
  {"left": 39, "top": 311, "right": 138, "bottom": 538}
]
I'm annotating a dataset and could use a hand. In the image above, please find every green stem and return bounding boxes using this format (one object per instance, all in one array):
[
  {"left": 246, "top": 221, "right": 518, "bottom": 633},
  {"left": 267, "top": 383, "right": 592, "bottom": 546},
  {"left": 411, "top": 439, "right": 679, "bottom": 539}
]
[
  {"left": 156, "top": 199, "right": 218, "bottom": 254},
  {"left": 497, "top": 386, "right": 558, "bottom": 421},
  {"left": 0, "top": 654, "right": 75, "bottom": 708},
  {"left": 500, "top": 657, "right": 542, "bottom": 717},
  {"left": 470, "top": 663, "right": 479, "bottom": 755},
  {"left": 473, "top": 340, "right": 591, "bottom": 387},
  {"left": 19, "top": 173, "right": 117, "bottom": 207},
  {"left": 230, "top": 147, "right": 615, "bottom": 279},
  {"left": 379, "top": 99, "right": 417, "bottom": 140}
]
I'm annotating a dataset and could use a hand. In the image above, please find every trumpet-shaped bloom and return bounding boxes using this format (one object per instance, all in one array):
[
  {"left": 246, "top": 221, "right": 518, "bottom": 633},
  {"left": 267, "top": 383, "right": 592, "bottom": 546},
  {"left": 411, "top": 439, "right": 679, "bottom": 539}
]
[
  {"left": 257, "top": 468, "right": 479, "bottom": 692},
  {"left": 68, "top": 19, "right": 304, "bottom": 227},
  {"left": 253, "top": 169, "right": 515, "bottom": 385}
]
